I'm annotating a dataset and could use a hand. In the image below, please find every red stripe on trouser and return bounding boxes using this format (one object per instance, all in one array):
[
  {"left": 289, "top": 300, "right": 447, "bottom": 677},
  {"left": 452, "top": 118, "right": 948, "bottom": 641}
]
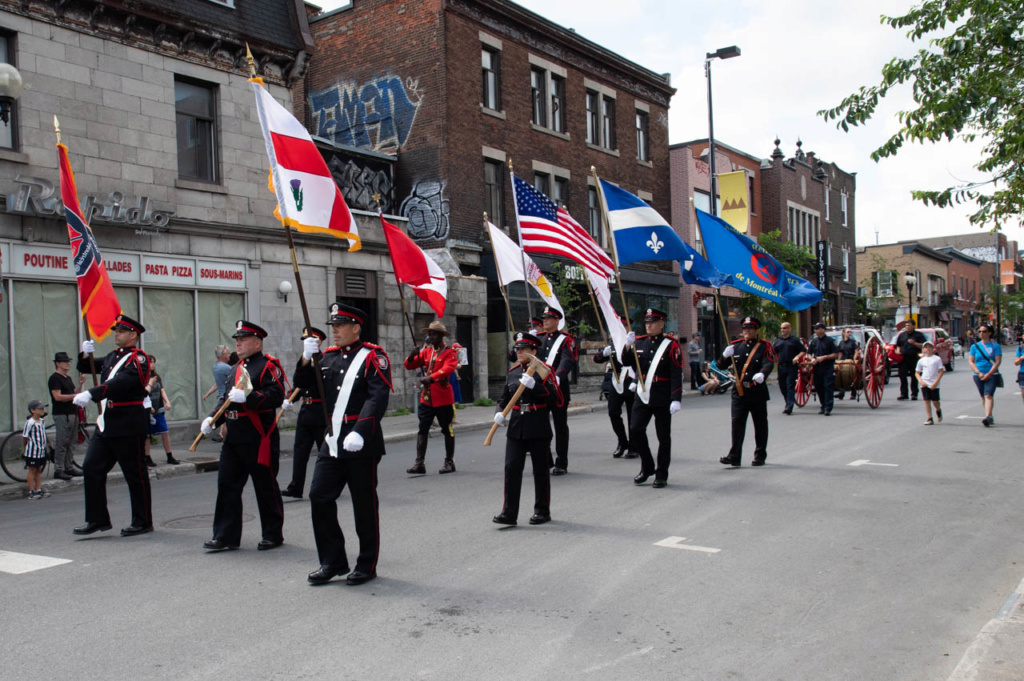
[
  {"left": 369, "top": 461, "right": 380, "bottom": 573},
  {"left": 133, "top": 435, "right": 152, "bottom": 526}
]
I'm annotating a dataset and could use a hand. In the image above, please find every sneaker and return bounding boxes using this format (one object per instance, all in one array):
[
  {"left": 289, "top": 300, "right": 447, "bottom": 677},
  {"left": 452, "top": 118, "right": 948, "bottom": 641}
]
[
  {"left": 28, "top": 491, "right": 40, "bottom": 500},
  {"left": 982, "top": 416, "right": 993, "bottom": 427},
  {"left": 923, "top": 419, "right": 934, "bottom": 426},
  {"left": 38, "top": 489, "right": 51, "bottom": 498},
  {"left": 936, "top": 409, "right": 942, "bottom": 423}
]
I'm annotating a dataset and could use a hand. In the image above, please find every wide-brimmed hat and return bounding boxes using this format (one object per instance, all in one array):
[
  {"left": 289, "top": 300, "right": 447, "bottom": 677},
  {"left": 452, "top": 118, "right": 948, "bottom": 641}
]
[{"left": 420, "top": 321, "right": 451, "bottom": 337}]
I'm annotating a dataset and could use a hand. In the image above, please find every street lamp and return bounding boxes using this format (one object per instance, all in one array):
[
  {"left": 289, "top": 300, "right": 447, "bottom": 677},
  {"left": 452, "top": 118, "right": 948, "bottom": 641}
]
[
  {"left": 904, "top": 272, "right": 917, "bottom": 322},
  {"left": 705, "top": 45, "right": 741, "bottom": 217},
  {"left": 0, "top": 62, "right": 24, "bottom": 127}
]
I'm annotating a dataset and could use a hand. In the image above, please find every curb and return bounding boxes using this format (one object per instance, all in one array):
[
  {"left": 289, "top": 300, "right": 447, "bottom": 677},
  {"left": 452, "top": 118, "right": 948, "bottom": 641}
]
[
  {"left": 948, "top": 576, "right": 1024, "bottom": 681},
  {"left": 383, "top": 402, "right": 603, "bottom": 444}
]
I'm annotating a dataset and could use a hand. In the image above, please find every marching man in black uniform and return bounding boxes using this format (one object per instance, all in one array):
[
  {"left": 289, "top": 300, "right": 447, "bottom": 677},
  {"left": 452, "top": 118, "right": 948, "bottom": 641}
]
[
  {"left": 302, "top": 303, "right": 392, "bottom": 586},
  {"left": 492, "top": 331, "right": 561, "bottom": 526},
  {"left": 281, "top": 327, "right": 327, "bottom": 499},
  {"left": 72, "top": 314, "right": 154, "bottom": 537},
  {"left": 625, "top": 307, "right": 682, "bottom": 488},
  {"left": 594, "top": 318, "right": 637, "bottom": 458},
  {"left": 718, "top": 316, "right": 776, "bottom": 467},
  {"left": 537, "top": 307, "right": 576, "bottom": 476},
  {"left": 403, "top": 320, "right": 459, "bottom": 475},
  {"left": 201, "top": 321, "right": 286, "bottom": 551},
  {"left": 796, "top": 322, "right": 839, "bottom": 415}
]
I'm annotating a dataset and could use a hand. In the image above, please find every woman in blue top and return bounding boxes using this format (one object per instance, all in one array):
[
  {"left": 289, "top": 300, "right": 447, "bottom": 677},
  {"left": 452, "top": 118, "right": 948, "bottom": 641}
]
[
  {"left": 968, "top": 324, "right": 1002, "bottom": 427},
  {"left": 1014, "top": 338, "right": 1024, "bottom": 411}
]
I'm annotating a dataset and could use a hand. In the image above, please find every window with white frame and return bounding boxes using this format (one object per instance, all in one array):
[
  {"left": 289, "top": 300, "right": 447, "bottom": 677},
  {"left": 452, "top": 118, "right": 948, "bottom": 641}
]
[
  {"left": 0, "top": 33, "right": 17, "bottom": 150},
  {"left": 842, "top": 249, "right": 850, "bottom": 282},
  {"left": 482, "top": 46, "right": 501, "bottom": 111},
  {"left": 841, "top": 193, "right": 848, "bottom": 226},
  {"left": 550, "top": 75, "right": 565, "bottom": 133},
  {"left": 585, "top": 91, "right": 599, "bottom": 145},
  {"left": 876, "top": 270, "right": 894, "bottom": 297},
  {"left": 530, "top": 67, "right": 546, "bottom": 127},
  {"left": 824, "top": 183, "right": 831, "bottom": 221},
  {"left": 602, "top": 96, "right": 616, "bottom": 150},
  {"left": 635, "top": 110, "right": 649, "bottom": 161}
]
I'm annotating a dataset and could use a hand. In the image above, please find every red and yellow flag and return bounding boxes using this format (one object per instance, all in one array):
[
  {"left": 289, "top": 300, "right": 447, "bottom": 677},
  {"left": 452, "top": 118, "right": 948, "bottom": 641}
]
[{"left": 57, "top": 142, "right": 121, "bottom": 342}]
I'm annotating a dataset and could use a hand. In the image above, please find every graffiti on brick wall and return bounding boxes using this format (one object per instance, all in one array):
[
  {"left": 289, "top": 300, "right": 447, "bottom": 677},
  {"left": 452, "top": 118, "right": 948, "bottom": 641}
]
[
  {"left": 326, "top": 156, "right": 395, "bottom": 214},
  {"left": 400, "top": 180, "right": 450, "bottom": 241},
  {"left": 311, "top": 76, "right": 422, "bottom": 153}
]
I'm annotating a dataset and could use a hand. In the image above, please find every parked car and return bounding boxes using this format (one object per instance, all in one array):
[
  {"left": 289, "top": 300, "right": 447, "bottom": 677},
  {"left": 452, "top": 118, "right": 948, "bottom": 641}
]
[
  {"left": 825, "top": 325, "right": 890, "bottom": 384},
  {"left": 887, "top": 326, "right": 955, "bottom": 373}
]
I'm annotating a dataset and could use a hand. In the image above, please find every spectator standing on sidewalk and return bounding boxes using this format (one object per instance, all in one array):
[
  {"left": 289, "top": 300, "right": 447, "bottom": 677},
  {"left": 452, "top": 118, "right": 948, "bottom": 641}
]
[
  {"left": 915, "top": 341, "right": 945, "bottom": 425},
  {"left": 1014, "top": 341, "right": 1024, "bottom": 410},
  {"left": 144, "top": 355, "right": 179, "bottom": 466},
  {"left": 968, "top": 324, "right": 1002, "bottom": 427},
  {"left": 22, "top": 400, "right": 51, "bottom": 500},
  {"left": 48, "top": 351, "right": 84, "bottom": 480},
  {"left": 202, "top": 345, "right": 232, "bottom": 443},
  {"left": 687, "top": 333, "right": 704, "bottom": 391}
]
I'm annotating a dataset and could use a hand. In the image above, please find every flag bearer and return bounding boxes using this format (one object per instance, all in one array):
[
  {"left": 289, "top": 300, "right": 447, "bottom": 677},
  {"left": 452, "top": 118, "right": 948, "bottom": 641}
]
[
  {"left": 281, "top": 327, "right": 328, "bottom": 498},
  {"left": 718, "top": 317, "right": 775, "bottom": 467},
  {"left": 537, "top": 307, "right": 576, "bottom": 475}
]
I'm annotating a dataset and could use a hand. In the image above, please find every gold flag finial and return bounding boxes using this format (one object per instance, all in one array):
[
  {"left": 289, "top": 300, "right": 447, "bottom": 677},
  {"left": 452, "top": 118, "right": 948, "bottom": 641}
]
[
  {"left": 54, "top": 115, "right": 61, "bottom": 145},
  {"left": 245, "top": 44, "right": 256, "bottom": 78},
  {"left": 371, "top": 193, "right": 382, "bottom": 211}
]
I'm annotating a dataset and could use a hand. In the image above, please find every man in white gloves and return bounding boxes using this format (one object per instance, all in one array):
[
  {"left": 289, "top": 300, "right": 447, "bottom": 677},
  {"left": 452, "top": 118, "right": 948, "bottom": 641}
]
[
  {"left": 594, "top": 314, "right": 636, "bottom": 459},
  {"left": 717, "top": 316, "right": 776, "bottom": 468},
  {"left": 301, "top": 303, "right": 392, "bottom": 586},
  {"left": 281, "top": 327, "right": 327, "bottom": 499},
  {"left": 72, "top": 315, "right": 155, "bottom": 538},
  {"left": 492, "top": 331, "right": 560, "bottom": 526},
  {"left": 536, "top": 307, "right": 576, "bottom": 476},
  {"left": 203, "top": 320, "right": 286, "bottom": 553},
  {"left": 624, "top": 308, "right": 683, "bottom": 489}
]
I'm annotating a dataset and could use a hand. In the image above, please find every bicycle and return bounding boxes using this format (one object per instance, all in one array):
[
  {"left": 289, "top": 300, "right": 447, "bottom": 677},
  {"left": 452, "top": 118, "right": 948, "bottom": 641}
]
[{"left": 0, "top": 420, "right": 95, "bottom": 483}]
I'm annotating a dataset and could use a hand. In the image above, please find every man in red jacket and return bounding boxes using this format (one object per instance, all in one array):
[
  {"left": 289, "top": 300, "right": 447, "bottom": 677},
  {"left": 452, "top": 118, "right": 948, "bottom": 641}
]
[{"left": 404, "top": 321, "right": 459, "bottom": 474}]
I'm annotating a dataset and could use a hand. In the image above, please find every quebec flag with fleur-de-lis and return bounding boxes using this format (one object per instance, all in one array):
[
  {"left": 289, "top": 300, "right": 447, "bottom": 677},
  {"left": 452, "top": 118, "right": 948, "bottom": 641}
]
[{"left": 600, "top": 179, "right": 694, "bottom": 266}]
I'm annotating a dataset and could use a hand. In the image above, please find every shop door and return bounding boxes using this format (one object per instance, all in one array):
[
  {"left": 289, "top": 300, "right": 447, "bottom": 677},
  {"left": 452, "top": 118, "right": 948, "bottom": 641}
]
[{"left": 456, "top": 316, "right": 475, "bottom": 402}]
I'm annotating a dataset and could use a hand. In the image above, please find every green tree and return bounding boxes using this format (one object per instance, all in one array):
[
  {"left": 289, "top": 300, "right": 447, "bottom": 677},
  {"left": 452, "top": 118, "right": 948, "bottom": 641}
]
[
  {"left": 549, "top": 262, "right": 596, "bottom": 340},
  {"left": 819, "top": 0, "right": 1024, "bottom": 228}
]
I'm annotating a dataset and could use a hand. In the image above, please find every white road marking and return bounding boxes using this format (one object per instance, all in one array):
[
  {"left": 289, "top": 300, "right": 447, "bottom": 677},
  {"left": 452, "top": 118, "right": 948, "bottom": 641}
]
[
  {"left": 957, "top": 415, "right": 984, "bottom": 420},
  {"left": 582, "top": 646, "right": 655, "bottom": 673},
  {"left": 0, "top": 550, "right": 72, "bottom": 574},
  {"left": 654, "top": 536, "right": 721, "bottom": 553},
  {"left": 848, "top": 459, "right": 899, "bottom": 467}
]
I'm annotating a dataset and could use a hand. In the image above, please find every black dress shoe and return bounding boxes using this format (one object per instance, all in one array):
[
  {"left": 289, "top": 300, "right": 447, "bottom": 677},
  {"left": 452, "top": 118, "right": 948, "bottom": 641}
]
[
  {"left": 69, "top": 469, "right": 84, "bottom": 477},
  {"left": 719, "top": 457, "right": 740, "bottom": 467},
  {"left": 751, "top": 459, "right": 766, "bottom": 467},
  {"left": 623, "top": 451, "right": 639, "bottom": 459},
  {"left": 145, "top": 456, "right": 157, "bottom": 468},
  {"left": 818, "top": 409, "right": 825, "bottom": 414},
  {"left": 911, "top": 396, "right": 918, "bottom": 401},
  {"left": 897, "top": 395, "right": 909, "bottom": 401},
  {"left": 782, "top": 408, "right": 792, "bottom": 415},
  {"left": 120, "top": 525, "right": 153, "bottom": 537},
  {"left": 633, "top": 471, "right": 653, "bottom": 485},
  {"left": 308, "top": 564, "right": 350, "bottom": 584},
  {"left": 203, "top": 539, "right": 239, "bottom": 551},
  {"left": 257, "top": 539, "right": 283, "bottom": 551},
  {"left": 528, "top": 514, "right": 551, "bottom": 525},
  {"left": 824, "top": 411, "right": 832, "bottom": 416},
  {"left": 280, "top": 487, "right": 303, "bottom": 499},
  {"left": 612, "top": 444, "right": 626, "bottom": 458},
  {"left": 166, "top": 454, "right": 181, "bottom": 465},
  {"left": 492, "top": 514, "right": 517, "bottom": 526},
  {"left": 54, "top": 471, "right": 73, "bottom": 481},
  {"left": 652, "top": 478, "right": 667, "bottom": 488},
  {"left": 550, "top": 467, "right": 567, "bottom": 476},
  {"left": 346, "top": 569, "right": 377, "bottom": 585},
  {"left": 72, "top": 522, "right": 112, "bottom": 535}
]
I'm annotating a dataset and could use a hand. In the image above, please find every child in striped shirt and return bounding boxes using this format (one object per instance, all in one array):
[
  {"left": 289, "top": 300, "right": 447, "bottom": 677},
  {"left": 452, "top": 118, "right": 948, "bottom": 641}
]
[{"left": 22, "top": 399, "right": 50, "bottom": 500}]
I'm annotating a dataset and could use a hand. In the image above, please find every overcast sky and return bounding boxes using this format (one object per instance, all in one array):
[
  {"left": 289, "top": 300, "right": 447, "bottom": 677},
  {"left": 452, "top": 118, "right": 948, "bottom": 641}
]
[{"left": 312, "top": 0, "right": 1013, "bottom": 249}]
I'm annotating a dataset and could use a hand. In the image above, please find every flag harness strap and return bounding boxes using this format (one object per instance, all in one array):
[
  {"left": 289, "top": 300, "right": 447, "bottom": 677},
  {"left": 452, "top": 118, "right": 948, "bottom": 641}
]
[
  {"left": 545, "top": 334, "right": 568, "bottom": 366},
  {"left": 95, "top": 352, "right": 135, "bottom": 433},
  {"left": 326, "top": 347, "right": 371, "bottom": 458},
  {"left": 636, "top": 337, "right": 672, "bottom": 405}
]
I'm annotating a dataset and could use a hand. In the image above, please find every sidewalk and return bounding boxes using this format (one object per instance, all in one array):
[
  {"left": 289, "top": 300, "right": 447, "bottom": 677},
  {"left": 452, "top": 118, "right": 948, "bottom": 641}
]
[{"left": 947, "top": 577, "right": 1024, "bottom": 681}]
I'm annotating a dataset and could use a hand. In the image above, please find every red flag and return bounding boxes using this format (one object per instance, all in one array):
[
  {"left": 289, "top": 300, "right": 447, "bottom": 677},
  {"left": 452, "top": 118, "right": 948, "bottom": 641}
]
[
  {"left": 58, "top": 143, "right": 121, "bottom": 343},
  {"left": 380, "top": 216, "right": 447, "bottom": 317}
]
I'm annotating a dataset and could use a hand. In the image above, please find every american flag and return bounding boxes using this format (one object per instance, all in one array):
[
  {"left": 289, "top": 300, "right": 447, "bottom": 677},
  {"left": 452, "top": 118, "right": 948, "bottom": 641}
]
[{"left": 511, "top": 174, "right": 615, "bottom": 279}]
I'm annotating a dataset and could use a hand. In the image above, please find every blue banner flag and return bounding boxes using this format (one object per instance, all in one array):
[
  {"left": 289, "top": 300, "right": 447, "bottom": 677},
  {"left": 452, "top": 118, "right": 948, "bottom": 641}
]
[
  {"left": 695, "top": 208, "right": 822, "bottom": 311},
  {"left": 679, "top": 240, "right": 731, "bottom": 288},
  {"left": 600, "top": 179, "right": 691, "bottom": 266}
]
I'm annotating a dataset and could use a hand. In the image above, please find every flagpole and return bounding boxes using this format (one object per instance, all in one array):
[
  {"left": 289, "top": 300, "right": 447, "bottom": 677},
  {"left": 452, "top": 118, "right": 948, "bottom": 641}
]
[
  {"left": 591, "top": 166, "right": 645, "bottom": 393},
  {"left": 375, "top": 199, "right": 420, "bottom": 348},
  {"left": 582, "top": 273, "right": 619, "bottom": 382},
  {"left": 247, "top": 46, "right": 332, "bottom": 434},
  {"left": 508, "top": 160, "right": 535, "bottom": 318},
  {"left": 483, "top": 212, "right": 516, "bottom": 333},
  {"left": 692, "top": 202, "right": 744, "bottom": 396}
]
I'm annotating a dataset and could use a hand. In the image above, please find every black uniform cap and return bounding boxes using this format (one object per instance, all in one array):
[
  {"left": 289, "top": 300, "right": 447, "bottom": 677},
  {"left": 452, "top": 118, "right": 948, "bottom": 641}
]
[
  {"left": 513, "top": 331, "right": 541, "bottom": 349},
  {"left": 540, "top": 307, "right": 562, "bottom": 320},
  {"left": 111, "top": 314, "right": 146, "bottom": 335},
  {"left": 301, "top": 327, "right": 327, "bottom": 341},
  {"left": 644, "top": 307, "right": 667, "bottom": 322},
  {"left": 232, "top": 320, "right": 268, "bottom": 339},
  {"left": 741, "top": 316, "right": 761, "bottom": 329},
  {"left": 327, "top": 302, "right": 366, "bottom": 326}
]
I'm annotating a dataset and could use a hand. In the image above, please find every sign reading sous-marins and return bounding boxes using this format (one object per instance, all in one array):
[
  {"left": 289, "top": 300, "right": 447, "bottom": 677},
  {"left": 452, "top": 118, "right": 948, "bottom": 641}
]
[{"left": 5, "top": 175, "right": 174, "bottom": 231}]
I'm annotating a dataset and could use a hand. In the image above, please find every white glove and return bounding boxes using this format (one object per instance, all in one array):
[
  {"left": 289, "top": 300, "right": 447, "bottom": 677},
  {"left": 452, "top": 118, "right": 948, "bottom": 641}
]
[
  {"left": 629, "top": 382, "right": 637, "bottom": 393},
  {"left": 200, "top": 417, "right": 214, "bottom": 436},
  {"left": 723, "top": 344, "right": 736, "bottom": 358},
  {"left": 753, "top": 372, "right": 765, "bottom": 384},
  {"left": 280, "top": 398, "right": 294, "bottom": 411},
  {"left": 143, "top": 396, "right": 152, "bottom": 409},
  {"left": 72, "top": 391, "right": 92, "bottom": 408},
  {"left": 342, "top": 431, "right": 364, "bottom": 452},
  {"left": 228, "top": 387, "right": 246, "bottom": 403},
  {"left": 493, "top": 412, "right": 506, "bottom": 426},
  {"left": 669, "top": 400, "right": 681, "bottom": 415},
  {"left": 519, "top": 374, "right": 536, "bottom": 389},
  {"left": 555, "top": 375, "right": 561, "bottom": 386},
  {"left": 81, "top": 340, "right": 95, "bottom": 354},
  {"left": 602, "top": 346, "right": 613, "bottom": 357},
  {"left": 302, "top": 337, "right": 319, "bottom": 361},
  {"left": 625, "top": 331, "right": 636, "bottom": 346}
]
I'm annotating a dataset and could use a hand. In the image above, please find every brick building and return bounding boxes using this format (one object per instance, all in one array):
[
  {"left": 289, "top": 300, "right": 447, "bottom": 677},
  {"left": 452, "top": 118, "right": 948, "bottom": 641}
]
[
  {"left": 855, "top": 242, "right": 952, "bottom": 331},
  {"left": 668, "top": 138, "right": 761, "bottom": 359},
  {"left": 760, "top": 138, "right": 857, "bottom": 332},
  {"left": 935, "top": 247, "right": 984, "bottom": 337},
  {"left": 304, "top": 0, "right": 676, "bottom": 393}
]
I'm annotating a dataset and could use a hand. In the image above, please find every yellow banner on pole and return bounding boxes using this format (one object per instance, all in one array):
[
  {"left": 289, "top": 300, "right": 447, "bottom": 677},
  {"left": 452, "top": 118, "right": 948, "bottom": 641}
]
[{"left": 717, "top": 170, "right": 749, "bottom": 233}]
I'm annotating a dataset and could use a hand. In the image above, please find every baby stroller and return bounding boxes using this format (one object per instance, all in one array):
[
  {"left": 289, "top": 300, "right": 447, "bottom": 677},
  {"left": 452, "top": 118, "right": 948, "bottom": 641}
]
[{"left": 702, "top": 361, "right": 734, "bottom": 395}]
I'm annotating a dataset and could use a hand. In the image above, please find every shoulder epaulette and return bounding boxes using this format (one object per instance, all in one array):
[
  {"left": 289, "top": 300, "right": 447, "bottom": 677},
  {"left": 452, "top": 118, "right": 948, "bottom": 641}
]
[
  {"left": 323, "top": 346, "right": 341, "bottom": 353},
  {"left": 636, "top": 334, "right": 650, "bottom": 340}
]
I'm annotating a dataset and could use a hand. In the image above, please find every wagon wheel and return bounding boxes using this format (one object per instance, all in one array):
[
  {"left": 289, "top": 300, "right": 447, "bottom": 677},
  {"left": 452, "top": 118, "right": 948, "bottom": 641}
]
[
  {"left": 794, "top": 362, "right": 813, "bottom": 407},
  {"left": 863, "top": 336, "right": 885, "bottom": 409}
]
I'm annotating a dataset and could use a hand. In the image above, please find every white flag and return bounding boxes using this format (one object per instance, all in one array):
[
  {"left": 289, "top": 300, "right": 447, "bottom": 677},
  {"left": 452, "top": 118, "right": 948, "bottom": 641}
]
[
  {"left": 587, "top": 269, "right": 627, "bottom": 362},
  {"left": 487, "top": 221, "right": 564, "bottom": 330}
]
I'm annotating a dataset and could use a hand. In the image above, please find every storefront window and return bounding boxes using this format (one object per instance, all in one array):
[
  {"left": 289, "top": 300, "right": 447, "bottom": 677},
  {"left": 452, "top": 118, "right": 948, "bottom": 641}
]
[
  {"left": 197, "top": 291, "right": 245, "bottom": 402},
  {"left": 143, "top": 288, "right": 197, "bottom": 420},
  {"left": 12, "top": 281, "right": 78, "bottom": 427}
]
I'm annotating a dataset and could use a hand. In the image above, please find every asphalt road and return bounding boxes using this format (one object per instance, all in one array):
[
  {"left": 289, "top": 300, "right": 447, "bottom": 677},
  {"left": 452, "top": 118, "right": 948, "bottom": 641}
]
[{"left": 2, "top": 368, "right": 1023, "bottom": 680}]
